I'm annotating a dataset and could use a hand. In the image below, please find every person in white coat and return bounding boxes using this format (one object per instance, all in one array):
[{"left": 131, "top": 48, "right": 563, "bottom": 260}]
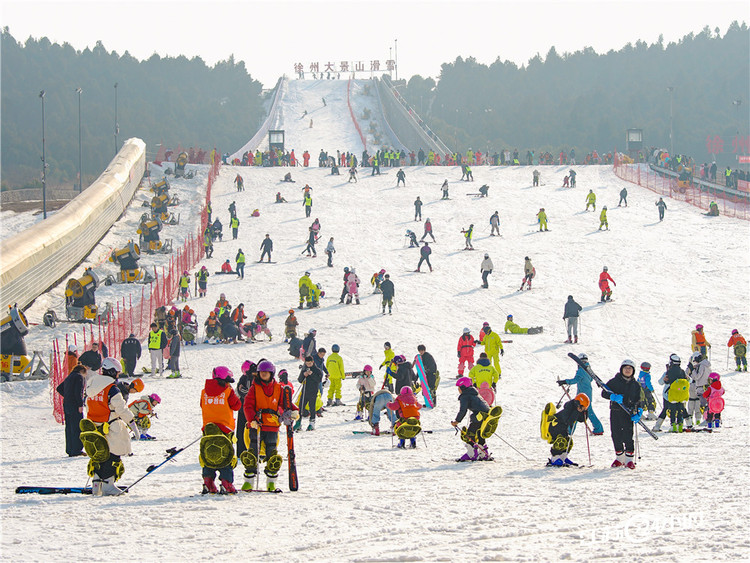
[
  {"left": 685, "top": 352, "right": 712, "bottom": 428},
  {"left": 480, "top": 253, "right": 494, "bottom": 289},
  {"left": 84, "top": 357, "right": 139, "bottom": 496}
]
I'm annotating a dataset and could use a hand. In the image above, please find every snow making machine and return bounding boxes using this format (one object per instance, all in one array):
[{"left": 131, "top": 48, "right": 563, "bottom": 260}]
[
  {"left": 104, "top": 240, "right": 155, "bottom": 285},
  {"left": 1, "top": 305, "right": 48, "bottom": 381},
  {"left": 174, "top": 152, "right": 189, "bottom": 178},
  {"left": 64, "top": 267, "right": 100, "bottom": 322},
  {"left": 137, "top": 214, "right": 172, "bottom": 254},
  {"left": 150, "top": 194, "right": 179, "bottom": 225}
]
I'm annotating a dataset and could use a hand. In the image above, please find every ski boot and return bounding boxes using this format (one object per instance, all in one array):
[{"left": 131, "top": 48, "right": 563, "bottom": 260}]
[
  {"left": 563, "top": 458, "right": 578, "bottom": 467},
  {"left": 652, "top": 418, "right": 665, "bottom": 432},
  {"left": 166, "top": 371, "right": 181, "bottom": 379},
  {"left": 202, "top": 477, "right": 219, "bottom": 494},
  {"left": 99, "top": 476, "right": 123, "bottom": 496},
  {"left": 611, "top": 452, "right": 626, "bottom": 468},
  {"left": 574, "top": 336, "right": 578, "bottom": 344},
  {"left": 479, "top": 444, "right": 492, "bottom": 461},
  {"left": 334, "top": 398, "right": 345, "bottom": 406},
  {"left": 267, "top": 478, "right": 277, "bottom": 492},
  {"left": 326, "top": 398, "right": 333, "bottom": 407},
  {"left": 547, "top": 454, "right": 565, "bottom": 467},
  {"left": 139, "top": 433, "right": 155, "bottom": 440},
  {"left": 219, "top": 479, "right": 237, "bottom": 494},
  {"left": 306, "top": 421, "right": 315, "bottom": 431},
  {"left": 371, "top": 423, "right": 380, "bottom": 436},
  {"left": 397, "top": 439, "right": 406, "bottom": 449},
  {"left": 293, "top": 419, "right": 302, "bottom": 432},
  {"left": 565, "top": 338, "right": 572, "bottom": 344},
  {"left": 458, "top": 443, "right": 480, "bottom": 462},
  {"left": 409, "top": 438, "right": 417, "bottom": 449}
]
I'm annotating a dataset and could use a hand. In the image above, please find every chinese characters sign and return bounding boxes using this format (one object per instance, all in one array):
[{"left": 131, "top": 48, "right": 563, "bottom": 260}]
[
  {"left": 294, "top": 60, "right": 395, "bottom": 76},
  {"left": 706, "top": 135, "right": 749, "bottom": 155}
]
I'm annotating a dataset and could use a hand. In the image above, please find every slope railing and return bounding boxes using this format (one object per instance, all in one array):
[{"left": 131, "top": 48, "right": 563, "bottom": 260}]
[
  {"left": 347, "top": 78, "right": 367, "bottom": 150},
  {"left": 229, "top": 76, "right": 286, "bottom": 162}
]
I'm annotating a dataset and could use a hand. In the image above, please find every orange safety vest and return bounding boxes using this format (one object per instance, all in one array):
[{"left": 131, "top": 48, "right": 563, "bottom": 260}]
[
  {"left": 694, "top": 331, "right": 707, "bottom": 346},
  {"left": 87, "top": 382, "right": 116, "bottom": 423},
  {"left": 201, "top": 386, "right": 236, "bottom": 431},
  {"left": 253, "top": 382, "right": 282, "bottom": 428},
  {"left": 397, "top": 398, "right": 421, "bottom": 419}
]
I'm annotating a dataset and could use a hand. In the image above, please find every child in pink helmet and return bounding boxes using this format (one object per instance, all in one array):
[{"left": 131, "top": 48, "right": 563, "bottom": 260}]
[
  {"left": 701, "top": 373, "right": 725, "bottom": 428},
  {"left": 451, "top": 377, "right": 492, "bottom": 461}
]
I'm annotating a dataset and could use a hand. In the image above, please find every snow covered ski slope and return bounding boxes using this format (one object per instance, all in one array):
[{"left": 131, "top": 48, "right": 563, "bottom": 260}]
[{"left": 2, "top": 83, "right": 750, "bottom": 561}]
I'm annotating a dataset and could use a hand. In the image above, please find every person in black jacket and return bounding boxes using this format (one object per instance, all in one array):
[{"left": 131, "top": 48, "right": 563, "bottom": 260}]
[
  {"left": 296, "top": 356, "right": 323, "bottom": 431},
  {"left": 259, "top": 234, "right": 273, "bottom": 262},
  {"left": 56, "top": 364, "right": 87, "bottom": 456},
  {"left": 120, "top": 333, "right": 142, "bottom": 377},
  {"left": 416, "top": 345, "right": 438, "bottom": 405},
  {"left": 652, "top": 353, "right": 687, "bottom": 432},
  {"left": 451, "top": 377, "right": 491, "bottom": 461},
  {"left": 601, "top": 359, "right": 643, "bottom": 469},
  {"left": 78, "top": 342, "right": 103, "bottom": 372},
  {"left": 547, "top": 394, "right": 589, "bottom": 466},
  {"left": 301, "top": 329, "right": 317, "bottom": 358},
  {"left": 236, "top": 361, "right": 258, "bottom": 457},
  {"left": 380, "top": 274, "right": 395, "bottom": 315},
  {"left": 563, "top": 295, "right": 582, "bottom": 343},
  {"left": 393, "top": 356, "right": 416, "bottom": 396}
]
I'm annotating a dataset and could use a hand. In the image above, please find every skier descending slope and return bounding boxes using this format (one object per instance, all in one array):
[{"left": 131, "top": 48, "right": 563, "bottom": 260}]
[
  {"left": 598, "top": 266, "right": 616, "bottom": 302},
  {"left": 601, "top": 359, "right": 643, "bottom": 469}
]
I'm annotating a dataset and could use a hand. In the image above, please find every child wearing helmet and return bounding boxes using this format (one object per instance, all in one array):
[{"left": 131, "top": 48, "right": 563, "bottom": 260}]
[
  {"left": 241, "top": 360, "right": 298, "bottom": 492},
  {"left": 602, "top": 359, "right": 643, "bottom": 468},
  {"left": 691, "top": 324, "right": 711, "bottom": 356},
  {"left": 380, "top": 342, "right": 396, "bottom": 391},
  {"left": 653, "top": 354, "right": 688, "bottom": 433},
  {"left": 451, "top": 377, "right": 493, "bottom": 461},
  {"left": 128, "top": 392, "right": 161, "bottom": 440},
  {"left": 519, "top": 256, "right": 535, "bottom": 291},
  {"left": 598, "top": 207, "right": 608, "bottom": 230},
  {"left": 284, "top": 310, "right": 298, "bottom": 343},
  {"left": 701, "top": 373, "right": 725, "bottom": 428},
  {"left": 557, "top": 353, "right": 604, "bottom": 435},
  {"left": 636, "top": 362, "right": 658, "bottom": 421},
  {"left": 685, "top": 352, "right": 712, "bottom": 429},
  {"left": 326, "top": 344, "right": 346, "bottom": 406},
  {"left": 354, "top": 366, "right": 376, "bottom": 421},
  {"left": 598, "top": 267, "right": 616, "bottom": 303},
  {"left": 253, "top": 311, "right": 272, "bottom": 341},
  {"left": 546, "top": 393, "right": 590, "bottom": 467},
  {"left": 727, "top": 329, "right": 747, "bottom": 372},
  {"left": 83, "top": 357, "right": 139, "bottom": 495},
  {"left": 178, "top": 270, "right": 191, "bottom": 301},
  {"left": 200, "top": 366, "right": 241, "bottom": 494},
  {"left": 457, "top": 328, "right": 477, "bottom": 376},
  {"left": 387, "top": 386, "right": 422, "bottom": 449}
]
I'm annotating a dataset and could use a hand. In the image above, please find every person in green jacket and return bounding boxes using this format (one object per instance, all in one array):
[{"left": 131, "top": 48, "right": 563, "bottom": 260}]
[
  {"left": 468, "top": 352, "right": 499, "bottom": 390},
  {"left": 235, "top": 249, "right": 246, "bottom": 279},
  {"left": 481, "top": 325, "right": 504, "bottom": 374},
  {"left": 599, "top": 207, "right": 609, "bottom": 230},
  {"left": 326, "top": 344, "right": 346, "bottom": 406},
  {"left": 585, "top": 190, "right": 596, "bottom": 211},
  {"left": 298, "top": 272, "right": 316, "bottom": 308},
  {"left": 537, "top": 208, "right": 548, "bottom": 231},
  {"left": 231, "top": 215, "right": 240, "bottom": 239},
  {"left": 504, "top": 314, "right": 543, "bottom": 335}
]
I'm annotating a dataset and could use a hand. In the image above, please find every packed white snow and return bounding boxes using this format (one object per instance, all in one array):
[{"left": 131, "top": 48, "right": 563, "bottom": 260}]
[{"left": 2, "top": 79, "right": 749, "bottom": 562}]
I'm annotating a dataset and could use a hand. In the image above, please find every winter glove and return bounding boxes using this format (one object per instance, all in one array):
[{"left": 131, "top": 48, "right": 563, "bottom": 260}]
[
  {"left": 631, "top": 408, "right": 643, "bottom": 423},
  {"left": 250, "top": 420, "right": 260, "bottom": 430},
  {"left": 457, "top": 352, "right": 461, "bottom": 358},
  {"left": 491, "top": 383, "right": 497, "bottom": 391},
  {"left": 500, "top": 349, "right": 504, "bottom": 356},
  {"left": 557, "top": 380, "right": 566, "bottom": 387},
  {"left": 450, "top": 420, "right": 458, "bottom": 428},
  {"left": 609, "top": 394, "right": 623, "bottom": 405}
]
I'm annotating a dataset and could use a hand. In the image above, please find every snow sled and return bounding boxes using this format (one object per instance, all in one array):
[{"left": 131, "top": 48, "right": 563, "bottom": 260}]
[
  {"left": 667, "top": 378, "right": 690, "bottom": 403},
  {"left": 477, "top": 405, "right": 503, "bottom": 439},
  {"left": 79, "top": 419, "right": 109, "bottom": 463},
  {"left": 199, "top": 423, "right": 236, "bottom": 469},
  {"left": 708, "top": 396, "right": 725, "bottom": 413},
  {"left": 394, "top": 417, "right": 422, "bottom": 439},
  {"left": 182, "top": 324, "right": 197, "bottom": 344},
  {"left": 540, "top": 402, "right": 556, "bottom": 443},
  {"left": 478, "top": 382, "right": 495, "bottom": 406}
]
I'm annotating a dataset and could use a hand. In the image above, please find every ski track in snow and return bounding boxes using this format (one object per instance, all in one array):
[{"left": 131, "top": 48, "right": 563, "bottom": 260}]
[{"left": 2, "top": 80, "right": 750, "bottom": 562}]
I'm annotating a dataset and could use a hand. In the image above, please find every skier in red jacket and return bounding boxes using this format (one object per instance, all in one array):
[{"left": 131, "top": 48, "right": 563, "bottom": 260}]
[
  {"left": 457, "top": 328, "right": 476, "bottom": 376},
  {"left": 598, "top": 267, "right": 616, "bottom": 302}
]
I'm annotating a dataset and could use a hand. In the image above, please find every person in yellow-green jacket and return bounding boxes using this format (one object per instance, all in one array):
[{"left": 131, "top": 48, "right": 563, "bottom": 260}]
[
  {"left": 585, "top": 190, "right": 596, "bottom": 211},
  {"left": 468, "top": 352, "right": 499, "bottom": 390},
  {"left": 326, "top": 343, "right": 346, "bottom": 406},
  {"left": 298, "top": 271, "right": 316, "bottom": 308},
  {"left": 537, "top": 208, "right": 549, "bottom": 232},
  {"left": 481, "top": 324, "right": 504, "bottom": 374},
  {"left": 599, "top": 206, "right": 609, "bottom": 230},
  {"left": 504, "top": 314, "right": 543, "bottom": 335},
  {"left": 380, "top": 341, "right": 396, "bottom": 391}
]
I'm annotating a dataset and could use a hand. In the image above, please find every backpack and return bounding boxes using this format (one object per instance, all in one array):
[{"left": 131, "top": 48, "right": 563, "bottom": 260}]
[
  {"left": 540, "top": 403, "right": 556, "bottom": 443},
  {"left": 667, "top": 378, "right": 690, "bottom": 403}
]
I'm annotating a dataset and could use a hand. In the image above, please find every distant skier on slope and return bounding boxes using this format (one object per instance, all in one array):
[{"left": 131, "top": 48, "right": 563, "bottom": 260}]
[{"left": 598, "top": 266, "right": 615, "bottom": 302}]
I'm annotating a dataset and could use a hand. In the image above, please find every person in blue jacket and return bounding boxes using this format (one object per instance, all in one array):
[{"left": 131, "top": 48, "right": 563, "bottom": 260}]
[
  {"left": 557, "top": 352, "right": 604, "bottom": 435},
  {"left": 636, "top": 362, "right": 657, "bottom": 420}
]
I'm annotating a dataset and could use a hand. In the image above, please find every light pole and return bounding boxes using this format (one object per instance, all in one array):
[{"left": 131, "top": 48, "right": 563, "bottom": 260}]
[
  {"left": 732, "top": 98, "right": 742, "bottom": 136},
  {"left": 76, "top": 87, "right": 82, "bottom": 192},
  {"left": 666, "top": 86, "right": 674, "bottom": 155},
  {"left": 455, "top": 108, "right": 459, "bottom": 153},
  {"left": 114, "top": 82, "right": 119, "bottom": 155},
  {"left": 39, "top": 90, "right": 47, "bottom": 219},
  {"left": 389, "top": 47, "right": 392, "bottom": 79}
]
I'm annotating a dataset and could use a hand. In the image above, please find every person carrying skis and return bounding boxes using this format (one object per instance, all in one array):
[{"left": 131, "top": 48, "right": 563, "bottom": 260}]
[
  {"left": 536, "top": 208, "right": 548, "bottom": 231},
  {"left": 461, "top": 224, "right": 474, "bottom": 250},
  {"left": 489, "top": 211, "right": 500, "bottom": 236},
  {"left": 380, "top": 274, "right": 395, "bottom": 315},
  {"left": 598, "top": 206, "right": 609, "bottom": 230},
  {"left": 354, "top": 366, "right": 376, "bottom": 421},
  {"left": 637, "top": 362, "right": 658, "bottom": 421},
  {"left": 520, "top": 256, "right": 535, "bottom": 290},
  {"left": 480, "top": 253, "right": 493, "bottom": 289},
  {"left": 326, "top": 344, "right": 346, "bottom": 406},
  {"left": 601, "top": 359, "right": 643, "bottom": 468},
  {"left": 284, "top": 309, "right": 298, "bottom": 342},
  {"left": 557, "top": 353, "right": 604, "bottom": 435},
  {"left": 457, "top": 328, "right": 476, "bottom": 376},
  {"left": 414, "top": 196, "right": 423, "bottom": 221},
  {"left": 303, "top": 227, "right": 317, "bottom": 257},
  {"left": 387, "top": 386, "right": 422, "bottom": 448},
  {"left": 727, "top": 329, "right": 747, "bottom": 371},
  {"left": 691, "top": 324, "right": 711, "bottom": 356},
  {"left": 451, "top": 377, "right": 492, "bottom": 461},
  {"left": 563, "top": 295, "right": 582, "bottom": 343},
  {"left": 545, "top": 393, "right": 590, "bottom": 466},
  {"left": 241, "top": 360, "right": 297, "bottom": 492},
  {"left": 420, "top": 218, "right": 436, "bottom": 242},
  {"left": 56, "top": 364, "right": 87, "bottom": 457},
  {"left": 296, "top": 356, "right": 324, "bottom": 431},
  {"left": 416, "top": 344, "right": 439, "bottom": 406},
  {"left": 585, "top": 190, "right": 596, "bottom": 211},
  {"left": 259, "top": 234, "right": 273, "bottom": 263},
  {"left": 441, "top": 180, "right": 449, "bottom": 199},
  {"left": 656, "top": 197, "right": 667, "bottom": 221},
  {"left": 504, "top": 314, "right": 543, "bottom": 335},
  {"left": 598, "top": 266, "right": 615, "bottom": 302},
  {"left": 702, "top": 373, "right": 724, "bottom": 428},
  {"left": 83, "top": 357, "right": 139, "bottom": 495},
  {"left": 481, "top": 323, "right": 504, "bottom": 374},
  {"left": 468, "top": 352, "right": 499, "bottom": 391},
  {"left": 416, "top": 242, "right": 433, "bottom": 272},
  {"left": 396, "top": 169, "right": 406, "bottom": 186},
  {"left": 199, "top": 366, "right": 241, "bottom": 494}
]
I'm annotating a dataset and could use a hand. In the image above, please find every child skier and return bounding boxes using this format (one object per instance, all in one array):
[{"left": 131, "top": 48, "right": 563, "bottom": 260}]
[
  {"left": 284, "top": 309, "right": 298, "bottom": 342},
  {"left": 296, "top": 356, "right": 324, "bottom": 431},
  {"left": 200, "top": 366, "right": 241, "bottom": 494},
  {"left": 637, "top": 362, "right": 658, "bottom": 421},
  {"left": 380, "top": 341, "right": 396, "bottom": 391},
  {"left": 585, "top": 190, "right": 596, "bottom": 211},
  {"left": 653, "top": 354, "right": 688, "bottom": 432},
  {"left": 536, "top": 208, "right": 548, "bottom": 231},
  {"left": 544, "top": 393, "right": 590, "bottom": 466},
  {"left": 519, "top": 257, "right": 535, "bottom": 291},
  {"left": 355, "top": 366, "right": 376, "bottom": 421},
  {"left": 504, "top": 314, "right": 543, "bottom": 335},
  {"left": 128, "top": 393, "right": 161, "bottom": 440},
  {"left": 557, "top": 353, "right": 604, "bottom": 435},
  {"left": 601, "top": 359, "right": 643, "bottom": 468},
  {"left": 598, "top": 266, "right": 616, "bottom": 302},
  {"left": 727, "top": 329, "right": 747, "bottom": 371},
  {"left": 369, "top": 388, "right": 396, "bottom": 435},
  {"left": 598, "top": 206, "right": 609, "bottom": 230},
  {"left": 451, "top": 377, "right": 493, "bottom": 461},
  {"left": 702, "top": 373, "right": 725, "bottom": 428},
  {"left": 461, "top": 224, "right": 474, "bottom": 250},
  {"left": 241, "top": 360, "right": 298, "bottom": 492},
  {"left": 387, "top": 386, "right": 422, "bottom": 448}
]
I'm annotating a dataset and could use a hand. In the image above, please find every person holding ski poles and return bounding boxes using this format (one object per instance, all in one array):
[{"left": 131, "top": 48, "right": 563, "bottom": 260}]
[{"left": 558, "top": 353, "right": 604, "bottom": 435}]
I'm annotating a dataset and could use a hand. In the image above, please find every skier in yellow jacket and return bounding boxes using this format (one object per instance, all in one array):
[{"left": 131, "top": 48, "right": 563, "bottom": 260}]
[
  {"left": 298, "top": 271, "right": 316, "bottom": 308},
  {"left": 585, "top": 190, "right": 596, "bottom": 211},
  {"left": 599, "top": 207, "right": 609, "bottom": 230},
  {"left": 537, "top": 208, "right": 548, "bottom": 232},
  {"left": 326, "top": 344, "right": 346, "bottom": 406},
  {"left": 468, "top": 352, "right": 499, "bottom": 389},
  {"left": 481, "top": 324, "right": 504, "bottom": 374}
]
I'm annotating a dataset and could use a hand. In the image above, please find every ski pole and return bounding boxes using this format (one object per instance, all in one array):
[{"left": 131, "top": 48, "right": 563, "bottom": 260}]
[
  {"left": 559, "top": 382, "right": 594, "bottom": 435},
  {"left": 555, "top": 381, "right": 569, "bottom": 409},
  {"left": 635, "top": 423, "right": 641, "bottom": 461},
  {"left": 421, "top": 430, "right": 428, "bottom": 448},
  {"left": 255, "top": 422, "right": 261, "bottom": 492},
  {"left": 585, "top": 422, "right": 592, "bottom": 466},
  {"left": 123, "top": 436, "right": 201, "bottom": 492},
  {"left": 492, "top": 434, "right": 531, "bottom": 460}
]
